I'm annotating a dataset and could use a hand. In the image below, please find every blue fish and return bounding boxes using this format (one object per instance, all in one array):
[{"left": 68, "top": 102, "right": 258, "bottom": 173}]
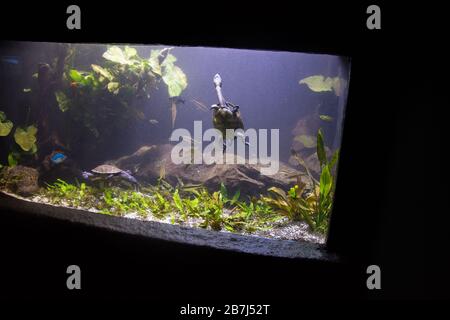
[
  {"left": 1, "top": 56, "right": 20, "bottom": 65},
  {"left": 50, "top": 152, "right": 67, "bottom": 164}
]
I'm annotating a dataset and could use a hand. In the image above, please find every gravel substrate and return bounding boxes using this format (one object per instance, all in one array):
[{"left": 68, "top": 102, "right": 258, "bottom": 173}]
[
  {"left": 252, "top": 220, "right": 325, "bottom": 243},
  {"left": 14, "top": 191, "right": 326, "bottom": 244}
]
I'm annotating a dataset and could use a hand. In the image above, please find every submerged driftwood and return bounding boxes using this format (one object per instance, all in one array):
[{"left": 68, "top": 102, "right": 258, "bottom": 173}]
[{"left": 111, "top": 144, "right": 309, "bottom": 195}]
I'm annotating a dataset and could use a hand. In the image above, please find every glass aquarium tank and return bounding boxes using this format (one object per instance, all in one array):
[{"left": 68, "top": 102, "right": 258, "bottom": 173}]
[{"left": 0, "top": 41, "right": 350, "bottom": 245}]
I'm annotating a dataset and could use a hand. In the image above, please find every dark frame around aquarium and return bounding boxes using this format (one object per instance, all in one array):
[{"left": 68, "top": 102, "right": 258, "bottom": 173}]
[
  {"left": 0, "top": 39, "right": 349, "bottom": 258},
  {"left": 0, "top": 2, "right": 387, "bottom": 274},
  {"left": 3, "top": 2, "right": 445, "bottom": 301}
]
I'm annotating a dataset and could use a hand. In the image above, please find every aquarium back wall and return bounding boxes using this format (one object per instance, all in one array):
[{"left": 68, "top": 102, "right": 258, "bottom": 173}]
[
  {"left": 162, "top": 46, "right": 349, "bottom": 162},
  {"left": 1, "top": 42, "right": 349, "bottom": 166}
]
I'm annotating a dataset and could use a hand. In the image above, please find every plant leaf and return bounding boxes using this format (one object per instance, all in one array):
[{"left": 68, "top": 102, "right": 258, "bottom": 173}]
[
  {"left": 161, "top": 53, "right": 177, "bottom": 66},
  {"left": 161, "top": 54, "right": 187, "bottom": 97},
  {"left": 329, "top": 149, "right": 340, "bottom": 170},
  {"left": 55, "top": 91, "right": 70, "bottom": 112},
  {"left": 163, "top": 66, "right": 188, "bottom": 97},
  {"left": 0, "top": 111, "right": 13, "bottom": 136},
  {"left": 316, "top": 128, "right": 327, "bottom": 168},
  {"left": 103, "top": 46, "right": 133, "bottom": 65},
  {"left": 230, "top": 189, "right": 241, "bottom": 205},
  {"left": 14, "top": 125, "right": 37, "bottom": 151},
  {"left": 294, "top": 134, "right": 316, "bottom": 148},
  {"left": 299, "top": 75, "right": 344, "bottom": 96},
  {"left": 91, "top": 64, "right": 113, "bottom": 81},
  {"left": 319, "top": 114, "right": 333, "bottom": 122},
  {"left": 0, "top": 119, "right": 13, "bottom": 136},
  {"left": 69, "top": 69, "right": 84, "bottom": 82},
  {"left": 319, "top": 164, "right": 332, "bottom": 201},
  {"left": 148, "top": 50, "right": 163, "bottom": 76},
  {"left": 268, "top": 187, "right": 288, "bottom": 201},
  {"left": 299, "top": 75, "right": 333, "bottom": 92},
  {"left": 7, "top": 152, "right": 18, "bottom": 166},
  {"left": 107, "top": 82, "right": 120, "bottom": 94},
  {"left": 173, "top": 189, "right": 184, "bottom": 212},
  {"left": 124, "top": 46, "right": 137, "bottom": 59},
  {"left": 220, "top": 183, "right": 228, "bottom": 199}
]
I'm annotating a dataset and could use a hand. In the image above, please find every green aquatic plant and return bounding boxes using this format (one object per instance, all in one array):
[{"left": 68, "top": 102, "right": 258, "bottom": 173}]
[
  {"left": 319, "top": 114, "right": 333, "bottom": 122},
  {"left": 263, "top": 129, "right": 339, "bottom": 234},
  {"left": 0, "top": 119, "right": 38, "bottom": 167},
  {"left": 0, "top": 111, "right": 15, "bottom": 167},
  {"left": 102, "top": 46, "right": 137, "bottom": 65},
  {"left": 0, "top": 111, "right": 13, "bottom": 137},
  {"left": 7, "top": 152, "right": 19, "bottom": 167},
  {"left": 177, "top": 183, "right": 236, "bottom": 231},
  {"left": 299, "top": 75, "right": 346, "bottom": 96},
  {"left": 160, "top": 52, "right": 188, "bottom": 98},
  {"left": 13, "top": 125, "right": 38, "bottom": 152},
  {"left": 294, "top": 134, "right": 316, "bottom": 148},
  {"left": 54, "top": 91, "right": 71, "bottom": 112},
  {"left": 52, "top": 45, "right": 188, "bottom": 149},
  {"left": 41, "top": 178, "right": 283, "bottom": 235},
  {"left": 177, "top": 183, "right": 278, "bottom": 233},
  {"left": 46, "top": 179, "right": 97, "bottom": 207}
]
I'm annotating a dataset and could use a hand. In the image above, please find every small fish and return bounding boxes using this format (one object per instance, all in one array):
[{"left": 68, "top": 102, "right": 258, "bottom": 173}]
[
  {"left": 1, "top": 56, "right": 19, "bottom": 65},
  {"left": 148, "top": 119, "right": 159, "bottom": 125},
  {"left": 319, "top": 114, "right": 333, "bottom": 122},
  {"left": 50, "top": 152, "right": 67, "bottom": 164},
  {"left": 181, "top": 184, "right": 204, "bottom": 192}
]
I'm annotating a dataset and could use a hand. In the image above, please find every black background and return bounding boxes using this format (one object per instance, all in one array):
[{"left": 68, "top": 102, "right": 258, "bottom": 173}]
[{"left": 0, "top": 0, "right": 447, "bottom": 308}]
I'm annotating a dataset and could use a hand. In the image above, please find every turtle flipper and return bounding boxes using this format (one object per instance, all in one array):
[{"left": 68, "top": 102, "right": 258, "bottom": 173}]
[
  {"left": 234, "top": 134, "right": 251, "bottom": 147},
  {"left": 82, "top": 171, "right": 93, "bottom": 180},
  {"left": 119, "top": 170, "right": 139, "bottom": 185}
]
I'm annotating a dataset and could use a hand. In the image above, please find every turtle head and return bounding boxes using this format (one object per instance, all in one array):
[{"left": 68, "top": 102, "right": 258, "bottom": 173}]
[
  {"left": 213, "top": 73, "right": 222, "bottom": 87},
  {"left": 82, "top": 171, "right": 93, "bottom": 180}
]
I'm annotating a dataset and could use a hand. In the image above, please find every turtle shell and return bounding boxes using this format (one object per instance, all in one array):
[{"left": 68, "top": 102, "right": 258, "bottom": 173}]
[{"left": 91, "top": 164, "right": 122, "bottom": 174}]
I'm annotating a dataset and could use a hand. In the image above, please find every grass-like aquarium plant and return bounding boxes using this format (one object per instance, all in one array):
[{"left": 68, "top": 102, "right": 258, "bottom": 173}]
[
  {"left": 41, "top": 177, "right": 285, "bottom": 235},
  {"left": 262, "top": 129, "right": 339, "bottom": 234}
]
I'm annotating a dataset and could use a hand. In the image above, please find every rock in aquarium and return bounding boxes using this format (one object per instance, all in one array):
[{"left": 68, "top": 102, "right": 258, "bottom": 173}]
[{"left": 0, "top": 165, "right": 39, "bottom": 196}]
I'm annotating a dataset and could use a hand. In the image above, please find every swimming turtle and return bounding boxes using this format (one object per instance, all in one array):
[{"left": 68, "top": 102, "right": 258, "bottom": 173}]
[
  {"left": 82, "top": 164, "right": 138, "bottom": 185},
  {"left": 210, "top": 73, "right": 245, "bottom": 151}
]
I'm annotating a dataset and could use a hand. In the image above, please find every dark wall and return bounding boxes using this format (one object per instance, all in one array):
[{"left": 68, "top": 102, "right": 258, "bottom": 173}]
[{"left": 0, "top": 1, "right": 447, "bottom": 302}]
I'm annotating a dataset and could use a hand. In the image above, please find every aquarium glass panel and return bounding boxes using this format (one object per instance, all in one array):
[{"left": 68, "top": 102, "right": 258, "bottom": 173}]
[{"left": 0, "top": 41, "right": 350, "bottom": 244}]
